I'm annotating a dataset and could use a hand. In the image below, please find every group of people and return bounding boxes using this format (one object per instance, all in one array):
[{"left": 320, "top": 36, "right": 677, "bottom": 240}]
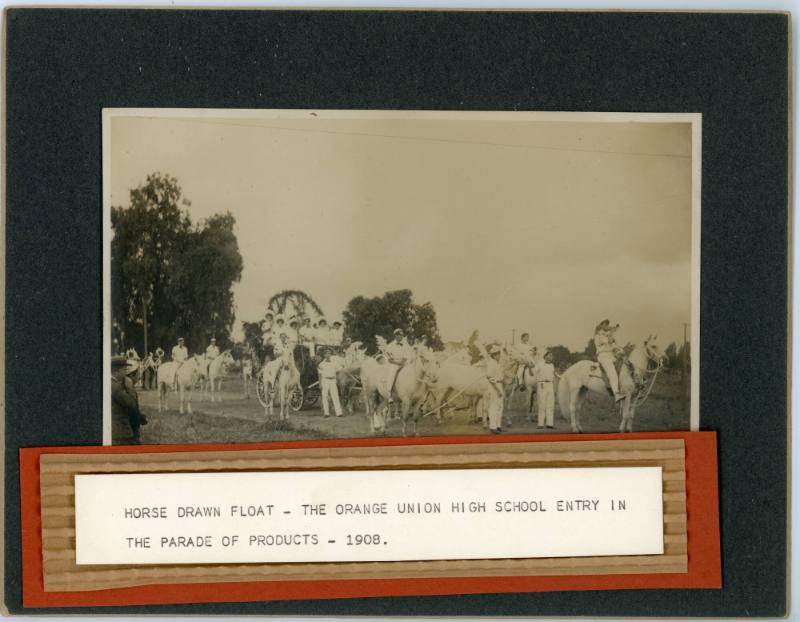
[
  {"left": 262, "top": 312, "right": 344, "bottom": 356},
  {"left": 505, "top": 332, "right": 558, "bottom": 430},
  {"left": 170, "top": 336, "right": 225, "bottom": 387},
  {"left": 112, "top": 316, "right": 626, "bottom": 442}
]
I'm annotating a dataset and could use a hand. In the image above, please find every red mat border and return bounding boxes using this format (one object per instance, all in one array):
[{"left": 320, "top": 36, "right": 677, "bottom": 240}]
[{"left": 19, "top": 431, "right": 720, "bottom": 608}]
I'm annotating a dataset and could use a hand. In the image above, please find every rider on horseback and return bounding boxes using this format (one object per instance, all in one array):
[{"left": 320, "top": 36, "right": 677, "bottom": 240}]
[
  {"left": 204, "top": 337, "right": 220, "bottom": 377},
  {"left": 170, "top": 337, "right": 188, "bottom": 390},
  {"left": 386, "top": 328, "right": 412, "bottom": 404},
  {"left": 265, "top": 332, "right": 295, "bottom": 392},
  {"left": 594, "top": 319, "right": 625, "bottom": 402},
  {"left": 513, "top": 332, "right": 537, "bottom": 391}
]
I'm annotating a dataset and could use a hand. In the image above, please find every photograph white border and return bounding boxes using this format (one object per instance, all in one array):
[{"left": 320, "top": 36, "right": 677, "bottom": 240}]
[{"left": 101, "top": 108, "right": 701, "bottom": 444}]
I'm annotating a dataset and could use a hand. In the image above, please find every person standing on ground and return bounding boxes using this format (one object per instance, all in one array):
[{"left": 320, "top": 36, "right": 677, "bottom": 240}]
[
  {"left": 317, "top": 348, "right": 343, "bottom": 418},
  {"left": 111, "top": 355, "right": 147, "bottom": 444},
  {"left": 536, "top": 350, "right": 556, "bottom": 429}
]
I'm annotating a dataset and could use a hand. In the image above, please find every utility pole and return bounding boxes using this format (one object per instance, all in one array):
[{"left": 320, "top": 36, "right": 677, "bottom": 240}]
[{"left": 511, "top": 328, "right": 516, "bottom": 345}]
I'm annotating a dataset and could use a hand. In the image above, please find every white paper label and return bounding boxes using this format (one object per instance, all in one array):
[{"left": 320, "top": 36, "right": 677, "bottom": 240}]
[{"left": 74, "top": 467, "right": 664, "bottom": 565}]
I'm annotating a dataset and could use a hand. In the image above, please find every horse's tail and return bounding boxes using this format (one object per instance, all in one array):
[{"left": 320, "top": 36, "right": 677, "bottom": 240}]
[{"left": 557, "top": 368, "right": 572, "bottom": 421}]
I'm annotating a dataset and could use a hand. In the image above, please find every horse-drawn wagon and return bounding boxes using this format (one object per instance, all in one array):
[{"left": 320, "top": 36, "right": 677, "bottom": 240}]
[{"left": 254, "top": 345, "right": 325, "bottom": 412}]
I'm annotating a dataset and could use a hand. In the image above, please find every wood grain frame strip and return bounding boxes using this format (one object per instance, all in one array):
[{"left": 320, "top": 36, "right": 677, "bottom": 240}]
[{"left": 40, "top": 439, "right": 686, "bottom": 592}]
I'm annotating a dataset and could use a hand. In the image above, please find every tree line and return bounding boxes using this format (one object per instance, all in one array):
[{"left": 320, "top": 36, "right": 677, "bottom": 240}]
[{"left": 111, "top": 173, "right": 243, "bottom": 356}]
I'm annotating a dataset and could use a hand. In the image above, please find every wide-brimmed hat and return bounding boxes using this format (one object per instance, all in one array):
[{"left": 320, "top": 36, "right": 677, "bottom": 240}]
[
  {"left": 489, "top": 344, "right": 502, "bottom": 355},
  {"left": 393, "top": 328, "right": 404, "bottom": 336},
  {"left": 210, "top": 337, "right": 216, "bottom": 342},
  {"left": 318, "top": 318, "right": 328, "bottom": 325},
  {"left": 289, "top": 318, "right": 299, "bottom": 326},
  {"left": 177, "top": 337, "right": 185, "bottom": 342},
  {"left": 333, "top": 320, "right": 342, "bottom": 327},
  {"left": 274, "top": 315, "right": 285, "bottom": 323}
]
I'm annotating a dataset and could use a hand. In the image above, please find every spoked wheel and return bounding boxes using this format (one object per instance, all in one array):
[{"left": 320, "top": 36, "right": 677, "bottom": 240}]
[
  {"left": 256, "top": 375, "right": 268, "bottom": 408},
  {"left": 289, "top": 385, "right": 304, "bottom": 411}
]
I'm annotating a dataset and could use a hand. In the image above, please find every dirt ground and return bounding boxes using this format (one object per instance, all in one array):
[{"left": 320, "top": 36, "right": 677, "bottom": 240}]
[{"left": 112, "top": 372, "right": 691, "bottom": 445}]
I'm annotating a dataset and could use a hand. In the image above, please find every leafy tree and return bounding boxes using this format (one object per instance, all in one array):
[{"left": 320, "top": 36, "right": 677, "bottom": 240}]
[
  {"left": 583, "top": 338, "right": 597, "bottom": 360},
  {"left": 111, "top": 173, "right": 243, "bottom": 356},
  {"left": 241, "top": 319, "right": 266, "bottom": 363},
  {"left": 546, "top": 345, "right": 572, "bottom": 371},
  {"left": 343, "top": 289, "right": 443, "bottom": 353},
  {"left": 168, "top": 212, "right": 243, "bottom": 349}
]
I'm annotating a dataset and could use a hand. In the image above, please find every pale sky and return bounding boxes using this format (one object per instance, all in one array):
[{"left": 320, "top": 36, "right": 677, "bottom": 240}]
[{"left": 108, "top": 111, "right": 695, "bottom": 351}]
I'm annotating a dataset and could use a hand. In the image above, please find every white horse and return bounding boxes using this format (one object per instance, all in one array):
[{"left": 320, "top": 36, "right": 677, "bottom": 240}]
[
  {"left": 260, "top": 352, "right": 300, "bottom": 420},
  {"left": 156, "top": 355, "right": 204, "bottom": 414},
  {"left": 205, "top": 350, "right": 234, "bottom": 402},
  {"left": 360, "top": 344, "right": 435, "bottom": 436},
  {"left": 425, "top": 345, "right": 522, "bottom": 427},
  {"left": 557, "top": 336, "right": 666, "bottom": 433}
]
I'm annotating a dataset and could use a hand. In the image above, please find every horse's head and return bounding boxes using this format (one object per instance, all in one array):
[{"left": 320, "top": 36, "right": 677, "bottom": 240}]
[
  {"left": 412, "top": 343, "right": 439, "bottom": 378},
  {"left": 643, "top": 335, "right": 667, "bottom": 367},
  {"left": 222, "top": 350, "right": 235, "bottom": 364}
]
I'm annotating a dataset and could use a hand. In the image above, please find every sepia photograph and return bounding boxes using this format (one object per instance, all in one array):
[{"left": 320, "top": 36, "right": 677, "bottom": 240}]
[{"left": 103, "top": 109, "right": 700, "bottom": 445}]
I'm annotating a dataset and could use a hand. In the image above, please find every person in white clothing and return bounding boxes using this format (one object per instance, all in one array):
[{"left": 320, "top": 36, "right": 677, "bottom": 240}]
[
  {"left": 482, "top": 344, "right": 505, "bottom": 433},
  {"left": 287, "top": 318, "right": 301, "bottom": 346},
  {"left": 272, "top": 315, "right": 288, "bottom": 343},
  {"left": 314, "top": 318, "right": 329, "bottom": 347},
  {"left": 265, "top": 332, "right": 294, "bottom": 389},
  {"left": 330, "top": 321, "right": 344, "bottom": 348},
  {"left": 594, "top": 319, "right": 624, "bottom": 402},
  {"left": 317, "top": 348, "right": 343, "bottom": 417},
  {"left": 204, "top": 337, "right": 220, "bottom": 377},
  {"left": 514, "top": 332, "right": 537, "bottom": 390},
  {"left": 536, "top": 350, "right": 556, "bottom": 428},
  {"left": 299, "top": 317, "right": 316, "bottom": 356},
  {"left": 385, "top": 328, "right": 413, "bottom": 402},
  {"left": 171, "top": 337, "right": 188, "bottom": 389}
]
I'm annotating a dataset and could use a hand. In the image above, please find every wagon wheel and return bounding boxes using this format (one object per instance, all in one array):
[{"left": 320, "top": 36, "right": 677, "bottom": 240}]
[
  {"left": 256, "top": 375, "right": 268, "bottom": 408},
  {"left": 289, "top": 385, "right": 305, "bottom": 411}
]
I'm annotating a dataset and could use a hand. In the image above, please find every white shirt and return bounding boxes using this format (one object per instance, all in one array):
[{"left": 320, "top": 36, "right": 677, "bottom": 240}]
[
  {"left": 594, "top": 330, "right": 616, "bottom": 356},
  {"left": 483, "top": 357, "right": 503, "bottom": 383},
  {"left": 330, "top": 326, "right": 344, "bottom": 346},
  {"left": 205, "top": 345, "right": 220, "bottom": 359},
  {"left": 172, "top": 345, "right": 188, "bottom": 363},
  {"left": 299, "top": 325, "right": 315, "bottom": 344},
  {"left": 535, "top": 362, "right": 555, "bottom": 382},
  {"left": 273, "top": 339, "right": 293, "bottom": 356},
  {"left": 513, "top": 341, "right": 536, "bottom": 362},
  {"left": 318, "top": 359, "right": 341, "bottom": 379},
  {"left": 315, "top": 326, "right": 331, "bottom": 346}
]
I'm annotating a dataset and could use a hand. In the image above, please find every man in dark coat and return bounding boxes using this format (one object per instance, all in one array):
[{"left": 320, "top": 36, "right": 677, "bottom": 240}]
[{"left": 111, "top": 355, "right": 147, "bottom": 443}]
